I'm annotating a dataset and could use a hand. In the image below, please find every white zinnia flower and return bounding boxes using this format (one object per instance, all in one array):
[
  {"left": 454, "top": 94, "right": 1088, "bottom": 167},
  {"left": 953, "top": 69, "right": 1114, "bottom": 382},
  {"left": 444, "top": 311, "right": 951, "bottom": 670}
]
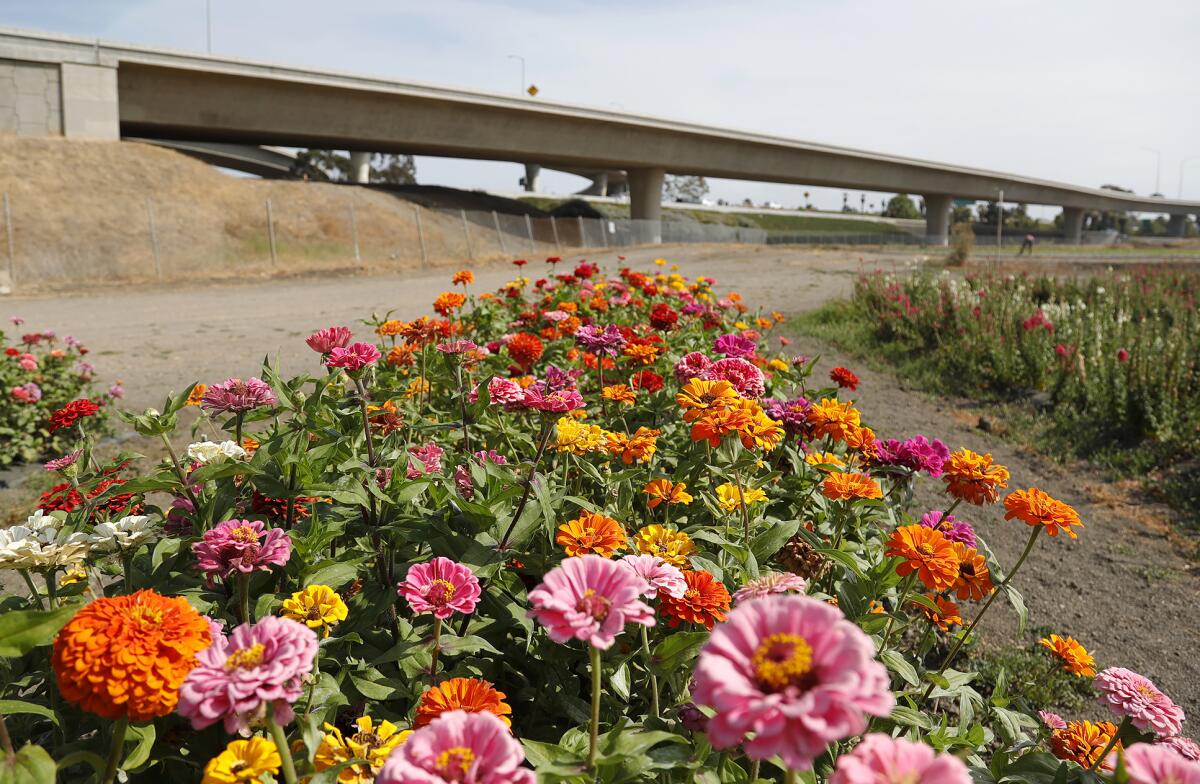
[
  {"left": 0, "top": 512, "right": 91, "bottom": 570},
  {"left": 88, "top": 515, "right": 159, "bottom": 553},
  {"left": 186, "top": 440, "right": 247, "bottom": 465}
]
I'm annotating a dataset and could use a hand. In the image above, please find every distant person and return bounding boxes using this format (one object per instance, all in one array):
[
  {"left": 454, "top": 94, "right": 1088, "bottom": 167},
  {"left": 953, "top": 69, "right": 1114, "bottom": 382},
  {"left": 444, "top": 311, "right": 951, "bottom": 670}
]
[{"left": 1018, "top": 233, "right": 1035, "bottom": 255}]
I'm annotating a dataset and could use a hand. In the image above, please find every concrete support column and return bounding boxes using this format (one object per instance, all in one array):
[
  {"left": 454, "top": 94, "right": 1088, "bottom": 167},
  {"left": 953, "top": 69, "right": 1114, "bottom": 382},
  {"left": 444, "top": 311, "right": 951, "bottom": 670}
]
[
  {"left": 523, "top": 163, "right": 541, "bottom": 192},
  {"left": 1167, "top": 214, "right": 1187, "bottom": 237},
  {"left": 60, "top": 63, "right": 119, "bottom": 139},
  {"left": 628, "top": 167, "right": 665, "bottom": 244},
  {"left": 578, "top": 172, "right": 608, "bottom": 196},
  {"left": 1062, "top": 206, "right": 1085, "bottom": 244},
  {"left": 349, "top": 152, "right": 371, "bottom": 184},
  {"left": 922, "top": 193, "right": 952, "bottom": 245}
]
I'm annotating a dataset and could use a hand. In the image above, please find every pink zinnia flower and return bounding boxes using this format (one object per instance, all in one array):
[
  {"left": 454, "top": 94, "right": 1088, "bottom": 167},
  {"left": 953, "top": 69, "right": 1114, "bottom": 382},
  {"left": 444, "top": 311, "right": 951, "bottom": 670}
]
[
  {"left": 201, "top": 377, "right": 277, "bottom": 414},
  {"left": 487, "top": 376, "right": 525, "bottom": 407},
  {"left": 830, "top": 734, "right": 970, "bottom": 784},
  {"left": 376, "top": 710, "right": 535, "bottom": 784},
  {"left": 436, "top": 339, "right": 479, "bottom": 355},
  {"left": 398, "top": 557, "right": 481, "bottom": 620},
  {"left": 325, "top": 341, "right": 381, "bottom": 371},
  {"left": 574, "top": 324, "right": 626, "bottom": 356},
  {"left": 177, "top": 616, "right": 318, "bottom": 734},
  {"left": 192, "top": 519, "right": 292, "bottom": 583},
  {"left": 919, "top": 510, "right": 976, "bottom": 548},
  {"left": 10, "top": 382, "right": 41, "bottom": 403},
  {"left": 673, "top": 351, "right": 712, "bottom": 384},
  {"left": 1039, "top": 710, "right": 1067, "bottom": 731},
  {"left": 618, "top": 555, "right": 686, "bottom": 599},
  {"left": 713, "top": 333, "right": 756, "bottom": 359},
  {"left": 43, "top": 450, "right": 82, "bottom": 472},
  {"left": 1120, "top": 743, "right": 1200, "bottom": 784},
  {"left": 17, "top": 353, "right": 37, "bottom": 371},
  {"left": 708, "top": 357, "right": 766, "bottom": 398},
  {"left": 732, "top": 572, "right": 808, "bottom": 605},
  {"left": 1094, "top": 667, "right": 1185, "bottom": 737},
  {"left": 528, "top": 554, "right": 654, "bottom": 650},
  {"left": 693, "top": 594, "right": 893, "bottom": 770},
  {"left": 306, "top": 326, "right": 352, "bottom": 354},
  {"left": 522, "top": 387, "right": 585, "bottom": 413},
  {"left": 407, "top": 443, "right": 445, "bottom": 478},
  {"left": 1160, "top": 736, "right": 1200, "bottom": 762}
]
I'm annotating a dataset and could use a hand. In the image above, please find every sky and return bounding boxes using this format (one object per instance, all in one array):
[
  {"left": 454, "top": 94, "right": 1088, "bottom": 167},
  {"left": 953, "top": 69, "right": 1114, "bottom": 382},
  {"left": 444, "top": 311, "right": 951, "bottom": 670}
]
[{"left": 5, "top": 0, "right": 1200, "bottom": 215}]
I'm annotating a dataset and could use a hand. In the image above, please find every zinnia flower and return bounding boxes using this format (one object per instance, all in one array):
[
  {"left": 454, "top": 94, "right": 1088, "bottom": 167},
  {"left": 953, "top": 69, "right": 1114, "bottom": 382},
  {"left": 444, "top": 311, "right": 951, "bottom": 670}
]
[
  {"left": 202, "top": 736, "right": 281, "bottom": 784},
  {"left": 830, "top": 366, "right": 860, "bottom": 391},
  {"left": 673, "top": 351, "right": 713, "bottom": 384},
  {"left": 807, "top": 398, "right": 862, "bottom": 442},
  {"left": 822, "top": 472, "right": 883, "bottom": 501},
  {"left": 1121, "top": 744, "right": 1200, "bottom": 784},
  {"left": 676, "top": 378, "right": 738, "bottom": 421},
  {"left": 556, "top": 512, "right": 627, "bottom": 558},
  {"left": 178, "top": 615, "right": 319, "bottom": 734},
  {"left": 1094, "top": 667, "right": 1185, "bottom": 737},
  {"left": 280, "top": 584, "right": 349, "bottom": 637},
  {"left": 201, "top": 378, "right": 277, "bottom": 414},
  {"left": 1159, "top": 736, "right": 1200, "bottom": 762},
  {"left": 52, "top": 589, "right": 212, "bottom": 721},
  {"left": 912, "top": 594, "right": 962, "bottom": 632},
  {"left": 0, "top": 511, "right": 91, "bottom": 570},
  {"left": 414, "top": 677, "right": 513, "bottom": 728},
  {"left": 1038, "top": 634, "right": 1096, "bottom": 677},
  {"left": 1050, "top": 720, "right": 1121, "bottom": 769},
  {"left": 326, "top": 342, "right": 382, "bottom": 371},
  {"left": 192, "top": 519, "right": 292, "bottom": 583},
  {"left": 634, "top": 524, "right": 696, "bottom": 567},
  {"left": 506, "top": 332, "right": 544, "bottom": 367},
  {"left": 47, "top": 398, "right": 101, "bottom": 432},
  {"left": 187, "top": 440, "right": 247, "bottom": 465},
  {"left": 829, "top": 734, "right": 970, "bottom": 784},
  {"left": 1040, "top": 710, "right": 1068, "bottom": 730},
  {"left": 874, "top": 435, "right": 950, "bottom": 477},
  {"left": 950, "top": 542, "right": 993, "bottom": 601},
  {"left": 604, "top": 426, "right": 660, "bottom": 464},
  {"left": 692, "top": 595, "right": 893, "bottom": 770},
  {"left": 574, "top": 324, "right": 627, "bottom": 356},
  {"left": 88, "top": 514, "right": 159, "bottom": 554},
  {"left": 713, "top": 332, "right": 756, "bottom": 358},
  {"left": 376, "top": 711, "right": 535, "bottom": 784},
  {"left": 527, "top": 554, "right": 654, "bottom": 650},
  {"left": 601, "top": 384, "right": 637, "bottom": 406},
  {"left": 314, "top": 716, "right": 410, "bottom": 784},
  {"left": 306, "top": 326, "right": 352, "bottom": 354},
  {"left": 407, "top": 442, "right": 446, "bottom": 478},
  {"left": 398, "top": 557, "right": 481, "bottom": 620},
  {"left": 1003, "top": 488, "right": 1084, "bottom": 539},
  {"left": 658, "top": 569, "right": 731, "bottom": 629},
  {"left": 715, "top": 482, "right": 768, "bottom": 512},
  {"left": 617, "top": 554, "right": 687, "bottom": 599},
  {"left": 709, "top": 357, "right": 765, "bottom": 398},
  {"left": 919, "top": 510, "right": 976, "bottom": 547},
  {"left": 942, "top": 448, "right": 1010, "bottom": 505},
  {"left": 43, "top": 450, "right": 82, "bottom": 472},
  {"left": 643, "top": 478, "right": 693, "bottom": 508},
  {"left": 884, "top": 525, "right": 959, "bottom": 591},
  {"left": 733, "top": 572, "right": 808, "bottom": 605}
]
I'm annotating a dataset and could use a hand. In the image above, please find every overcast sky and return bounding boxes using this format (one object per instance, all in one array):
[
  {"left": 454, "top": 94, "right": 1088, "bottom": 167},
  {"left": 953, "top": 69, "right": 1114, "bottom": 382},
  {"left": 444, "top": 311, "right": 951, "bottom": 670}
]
[{"left": 5, "top": 0, "right": 1199, "bottom": 214}]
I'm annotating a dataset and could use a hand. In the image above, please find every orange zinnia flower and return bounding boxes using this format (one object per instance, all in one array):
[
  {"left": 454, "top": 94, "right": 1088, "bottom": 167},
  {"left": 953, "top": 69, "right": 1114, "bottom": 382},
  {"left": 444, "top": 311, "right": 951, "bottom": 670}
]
[
  {"left": 52, "top": 590, "right": 212, "bottom": 721},
  {"left": 734, "top": 400, "right": 785, "bottom": 451},
  {"left": 843, "top": 425, "right": 878, "bottom": 458},
  {"left": 414, "top": 677, "right": 512, "bottom": 728},
  {"left": 601, "top": 384, "right": 637, "bottom": 406},
  {"left": 605, "top": 427, "right": 662, "bottom": 464},
  {"left": 942, "top": 448, "right": 1010, "bottom": 505},
  {"left": 643, "top": 479, "right": 694, "bottom": 508},
  {"left": 659, "top": 570, "right": 731, "bottom": 630},
  {"left": 822, "top": 472, "right": 883, "bottom": 501},
  {"left": 555, "top": 512, "right": 627, "bottom": 557},
  {"left": 623, "top": 343, "right": 659, "bottom": 365},
  {"left": 911, "top": 594, "right": 962, "bottom": 632},
  {"left": 1039, "top": 634, "right": 1096, "bottom": 677},
  {"left": 376, "top": 319, "right": 406, "bottom": 337},
  {"left": 452, "top": 270, "right": 475, "bottom": 286},
  {"left": 676, "top": 378, "right": 739, "bottom": 422},
  {"left": 387, "top": 343, "right": 416, "bottom": 367},
  {"left": 506, "top": 333, "right": 544, "bottom": 367},
  {"left": 185, "top": 383, "right": 207, "bottom": 407},
  {"left": 806, "top": 398, "right": 861, "bottom": 442},
  {"left": 1003, "top": 488, "right": 1083, "bottom": 539},
  {"left": 690, "top": 407, "right": 753, "bottom": 447},
  {"left": 1050, "top": 721, "right": 1120, "bottom": 769},
  {"left": 884, "top": 525, "right": 959, "bottom": 591},
  {"left": 950, "top": 542, "right": 994, "bottom": 601},
  {"left": 433, "top": 291, "right": 467, "bottom": 316}
]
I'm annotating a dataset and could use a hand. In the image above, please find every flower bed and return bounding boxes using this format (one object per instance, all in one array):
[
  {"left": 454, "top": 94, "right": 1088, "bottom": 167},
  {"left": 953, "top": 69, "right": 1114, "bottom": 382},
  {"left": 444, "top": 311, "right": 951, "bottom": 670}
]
[
  {"left": 2, "top": 259, "right": 1197, "bottom": 783},
  {"left": 1, "top": 319, "right": 115, "bottom": 469}
]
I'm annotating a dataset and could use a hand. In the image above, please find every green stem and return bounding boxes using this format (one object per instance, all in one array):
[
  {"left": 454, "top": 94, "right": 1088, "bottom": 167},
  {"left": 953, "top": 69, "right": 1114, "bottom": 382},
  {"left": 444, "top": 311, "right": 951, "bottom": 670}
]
[
  {"left": 45, "top": 571, "right": 58, "bottom": 608},
  {"left": 430, "top": 617, "right": 443, "bottom": 678},
  {"left": 921, "top": 526, "right": 1041, "bottom": 701},
  {"left": 784, "top": 769, "right": 798, "bottom": 784},
  {"left": 234, "top": 411, "right": 245, "bottom": 449},
  {"left": 878, "top": 572, "right": 917, "bottom": 652},
  {"left": 238, "top": 572, "right": 251, "bottom": 624},
  {"left": 733, "top": 467, "right": 752, "bottom": 552},
  {"left": 266, "top": 709, "right": 298, "bottom": 784},
  {"left": 100, "top": 717, "right": 128, "bottom": 784},
  {"left": 19, "top": 570, "right": 45, "bottom": 610},
  {"left": 588, "top": 646, "right": 602, "bottom": 769},
  {"left": 749, "top": 759, "right": 760, "bottom": 781},
  {"left": 1089, "top": 716, "right": 1129, "bottom": 771},
  {"left": 640, "top": 625, "right": 660, "bottom": 720},
  {"left": 121, "top": 552, "right": 134, "bottom": 594},
  {"left": 352, "top": 378, "right": 377, "bottom": 468},
  {"left": 455, "top": 363, "right": 473, "bottom": 455},
  {"left": 158, "top": 433, "right": 201, "bottom": 517},
  {"left": 497, "top": 417, "right": 553, "bottom": 551}
]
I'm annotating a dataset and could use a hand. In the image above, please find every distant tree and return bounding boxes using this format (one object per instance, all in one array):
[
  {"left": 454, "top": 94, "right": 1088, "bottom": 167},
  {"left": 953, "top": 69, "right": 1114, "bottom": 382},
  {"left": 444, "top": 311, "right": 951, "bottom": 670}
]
[
  {"left": 883, "top": 194, "right": 921, "bottom": 219},
  {"left": 950, "top": 205, "right": 973, "bottom": 224},
  {"left": 370, "top": 153, "right": 417, "bottom": 184},
  {"left": 290, "top": 150, "right": 417, "bottom": 184},
  {"left": 663, "top": 175, "right": 709, "bottom": 203},
  {"left": 741, "top": 198, "right": 754, "bottom": 208}
]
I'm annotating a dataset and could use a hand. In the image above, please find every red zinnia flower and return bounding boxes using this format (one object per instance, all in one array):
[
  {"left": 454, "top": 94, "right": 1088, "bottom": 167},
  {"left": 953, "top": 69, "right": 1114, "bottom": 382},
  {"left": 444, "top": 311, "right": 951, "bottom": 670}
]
[
  {"left": 830, "top": 367, "right": 860, "bottom": 391},
  {"left": 512, "top": 259, "right": 528, "bottom": 267},
  {"left": 659, "top": 570, "right": 731, "bottom": 630},
  {"left": 630, "top": 370, "right": 664, "bottom": 393},
  {"left": 649, "top": 303, "right": 679, "bottom": 331},
  {"left": 48, "top": 399, "right": 102, "bottom": 433}
]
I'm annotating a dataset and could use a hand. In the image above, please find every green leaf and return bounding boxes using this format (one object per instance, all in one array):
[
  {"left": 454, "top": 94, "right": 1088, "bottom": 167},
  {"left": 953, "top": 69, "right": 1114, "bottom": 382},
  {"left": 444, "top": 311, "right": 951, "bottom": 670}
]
[
  {"left": 879, "top": 649, "right": 920, "bottom": 688},
  {"left": 123, "top": 723, "right": 156, "bottom": 770},
  {"left": 0, "top": 605, "right": 79, "bottom": 658},
  {"left": 651, "top": 631, "right": 708, "bottom": 673},
  {"left": 0, "top": 700, "right": 58, "bottom": 727},
  {"left": 750, "top": 518, "right": 800, "bottom": 562},
  {"left": 0, "top": 743, "right": 57, "bottom": 784},
  {"left": 815, "top": 547, "right": 867, "bottom": 579},
  {"left": 349, "top": 673, "right": 402, "bottom": 701},
  {"left": 609, "top": 662, "right": 631, "bottom": 702},
  {"left": 1002, "top": 583, "right": 1029, "bottom": 636},
  {"left": 439, "top": 635, "right": 501, "bottom": 657},
  {"left": 304, "top": 561, "right": 361, "bottom": 590}
]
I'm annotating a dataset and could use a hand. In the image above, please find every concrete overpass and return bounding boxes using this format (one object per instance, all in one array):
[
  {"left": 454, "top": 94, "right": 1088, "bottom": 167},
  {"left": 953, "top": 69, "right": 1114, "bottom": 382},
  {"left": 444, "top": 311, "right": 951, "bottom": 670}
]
[{"left": 2, "top": 26, "right": 1198, "bottom": 244}]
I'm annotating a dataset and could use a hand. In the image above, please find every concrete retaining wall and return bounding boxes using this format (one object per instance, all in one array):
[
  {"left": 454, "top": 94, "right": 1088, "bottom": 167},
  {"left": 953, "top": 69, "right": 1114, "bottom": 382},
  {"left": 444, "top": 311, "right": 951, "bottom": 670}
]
[{"left": 0, "top": 58, "right": 61, "bottom": 136}]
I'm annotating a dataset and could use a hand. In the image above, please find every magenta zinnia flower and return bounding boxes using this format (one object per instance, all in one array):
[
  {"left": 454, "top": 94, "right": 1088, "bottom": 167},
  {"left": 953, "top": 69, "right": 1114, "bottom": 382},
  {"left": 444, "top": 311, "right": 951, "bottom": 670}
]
[
  {"left": 306, "top": 326, "right": 352, "bottom": 354},
  {"left": 874, "top": 435, "right": 950, "bottom": 477},
  {"left": 829, "top": 734, "right": 970, "bottom": 784},
  {"left": 617, "top": 555, "right": 686, "bottom": 599},
  {"left": 201, "top": 377, "right": 277, "bottom": 414},
  {"left": 192, "top": 519, "right": 292, "bottom": 583},
  {"left": 713, "top": 332, "right": 757, "bottom": 359},
  {"left": 1121, "top": 743, "right": 1200, "bottom": 784},
  {"left": 1094, "top": 667, "right": 1185, "bottom": 737},
  {"left": 325, "top": 341, "right": 382, "bottom": 371},
  {"left": 177, "top": 616, "right": 318, "bottom": 734},
  {"left": 574, "top": 324, "right": 626, "bottom": 356},
  {"left": 673, "top": 351, "right": 712, "bottom": 384},
  {"left": 43, "top": 450, "right": 82, "bottom": 472},
  {"left": 376, "top": 710, "right": 535, "bottom": 784},
  {"left": 919, "top": 510, "right": 976, "bottom": 548},
  {"left": 398, "top": 557, "right": 481, "bottom": 620},
  {"left": 528, "top": 554, "right": 654, "bottom": 650},
  {"left": 693, "top": 594, "right": 893, "bottom": 770},
  {"left": 521, "top": 387, "right": 585, "bottom": 413},
  {"left": 732, "top": 572, "right": 808, "bottom": 605}
]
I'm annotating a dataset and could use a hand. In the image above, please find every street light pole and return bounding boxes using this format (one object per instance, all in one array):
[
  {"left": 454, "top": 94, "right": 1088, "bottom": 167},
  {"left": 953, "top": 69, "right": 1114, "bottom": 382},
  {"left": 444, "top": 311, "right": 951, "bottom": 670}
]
[
  {"left": 1140, "top": 147, "right": 1162, "bottom": 195},
  {"left": 506, "top": 55, "right": 525, "bottom": 96},
  {"left": 1178, "top": 156, "right": 1200, "bottom": 199}
]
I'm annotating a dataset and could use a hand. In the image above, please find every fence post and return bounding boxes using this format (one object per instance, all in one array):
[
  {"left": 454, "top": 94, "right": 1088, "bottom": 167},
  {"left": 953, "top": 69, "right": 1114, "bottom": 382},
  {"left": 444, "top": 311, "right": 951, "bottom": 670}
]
[
  {"left": 3, "top": 192, "right": 14, "bottom": 286},
  {"left": 461, "top": 209, "right": 474, "bottom": 260},
  {"left": 413, "top": 205, "right": 428, "bottom": 268},
  {"left": 350, "top": 203, "right": 361, "bottom": 262},
  {"left": 577, "top": 216, "right": 585, "bottom": 247},
  {"left": 550, "top": 216, "right": 561, "bottom": 251},
  {"left": 601, "top": 219, "right": 609, "bottom": 248},
  {"left": 524, "top": 214, "right": 535, "bottom": 253},
  {"left": 265, "top": 198, "right": 278, "bottom": 265},
  {"left": 492, "top": 210, "right": 507, "bottom": 255},
  {"left": 145, "top": 198, "right": 162, "bottom": 281}
]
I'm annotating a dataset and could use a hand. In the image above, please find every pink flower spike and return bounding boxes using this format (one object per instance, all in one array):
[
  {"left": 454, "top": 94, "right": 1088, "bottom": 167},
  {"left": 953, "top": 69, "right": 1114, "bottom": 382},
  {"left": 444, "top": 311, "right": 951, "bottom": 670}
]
[
  {"left": 191, "top": 519, "right": 292, "bottom": 584},
  {"left": 618, "top": 555, "right": 686, "bottom": 599},
  {"left": 830, "top": 734, "right": 971, "bottom": 784},
  {"left": 1094, "top": 667, "right": 1185, "bottom": 737},
  {"left": 306, "top": 326, "right": 352, "bottom": 354},
  {"left": 325, "top": 342, "right": 382, "bottom": 371},
  {"left": 398, "top": 557, "right": 481, "bottom": 620},
  {"left": 732, "top": 572, "right": 808, "bottom": 605},
  {"left": 376, "top": 710, "right": 535, "bottom": 784},
  {"left": 528, "top": 554, "right": 654, "bottom": 650},
  {"left": 1120, "top": 743, "right": 1200, "bottom": 784},
  {"left": 693, "top": 594, "right": 893, "bottom": 770}
]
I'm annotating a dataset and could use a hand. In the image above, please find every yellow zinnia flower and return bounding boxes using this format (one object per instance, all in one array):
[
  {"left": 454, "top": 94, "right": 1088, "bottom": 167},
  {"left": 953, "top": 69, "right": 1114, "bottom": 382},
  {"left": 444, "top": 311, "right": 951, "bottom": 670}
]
[
  {"left": 314, "top": 716, "right": 411, "bottom": 783},
  {"left": 202, "top": 737, "right": 281, "bottom": 784},
  {"left": 280, "top": 584, "right": 348, "bottom": 638},
  {"left": 634, "top": 524, "right": 697, "bottom": 567},
  {"left": 715, "top": 482, "right": 768, "bottom": 512}
]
